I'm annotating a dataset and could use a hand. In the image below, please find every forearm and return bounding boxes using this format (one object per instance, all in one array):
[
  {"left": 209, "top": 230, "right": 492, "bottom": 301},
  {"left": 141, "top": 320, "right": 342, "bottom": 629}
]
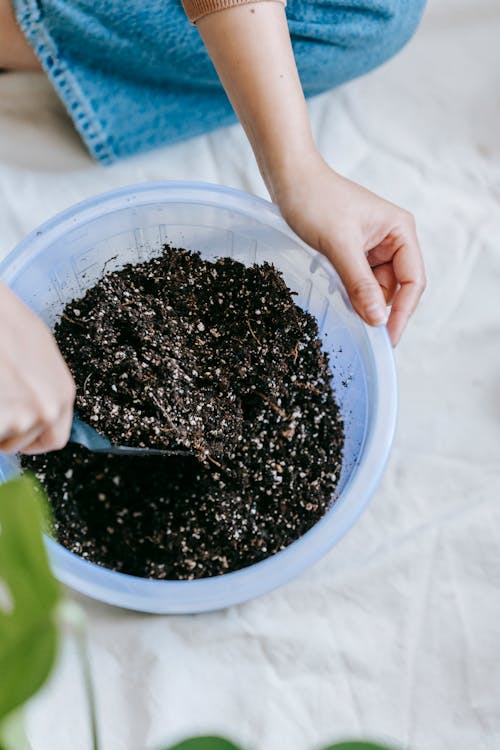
[{"left": 197, "top": 3, "right": 317, "bottom": 201}]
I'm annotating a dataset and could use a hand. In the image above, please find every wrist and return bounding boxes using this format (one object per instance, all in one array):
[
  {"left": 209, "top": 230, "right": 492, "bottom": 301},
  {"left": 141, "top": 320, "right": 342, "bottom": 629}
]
[
  {"left": 263, "top": 147, "right": 331, "bottom": 206},
  {"left": 259, "top": 138, "right": 319, "bottom": 202}
]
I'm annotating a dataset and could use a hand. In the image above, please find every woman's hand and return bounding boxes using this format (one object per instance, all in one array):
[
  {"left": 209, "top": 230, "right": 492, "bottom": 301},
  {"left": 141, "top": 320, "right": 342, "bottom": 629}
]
[
  {"left": 274, "top": 154, "right": 426, "bottom": 345},
  {"left": 0, "top": 283, "right": 75, "bottom": 454}
]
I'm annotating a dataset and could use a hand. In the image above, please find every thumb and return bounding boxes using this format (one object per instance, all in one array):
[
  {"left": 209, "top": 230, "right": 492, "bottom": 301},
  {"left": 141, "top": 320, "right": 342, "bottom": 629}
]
[{"left": 330, "top": 246, "right": 388, "bottom": 327}]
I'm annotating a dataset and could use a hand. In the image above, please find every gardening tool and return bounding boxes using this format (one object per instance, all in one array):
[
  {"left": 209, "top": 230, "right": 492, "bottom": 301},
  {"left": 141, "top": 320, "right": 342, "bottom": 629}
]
[{"left": 69, "top": 413, "right": 194, "bottom": 457}]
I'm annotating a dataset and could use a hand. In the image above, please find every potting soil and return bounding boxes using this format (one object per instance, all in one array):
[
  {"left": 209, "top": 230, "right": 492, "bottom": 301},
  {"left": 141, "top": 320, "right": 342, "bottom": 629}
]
[{"left": 23, "top": 246, "right": 344, "bottom": 579}]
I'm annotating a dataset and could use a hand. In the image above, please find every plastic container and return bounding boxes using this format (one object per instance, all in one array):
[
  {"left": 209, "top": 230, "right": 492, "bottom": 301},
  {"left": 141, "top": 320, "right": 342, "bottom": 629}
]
[{"left": 0, "top": 182, "right": 397, "bottom": 614}]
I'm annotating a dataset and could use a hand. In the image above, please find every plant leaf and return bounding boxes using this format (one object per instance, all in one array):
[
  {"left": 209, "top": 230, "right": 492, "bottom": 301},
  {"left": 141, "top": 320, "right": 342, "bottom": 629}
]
[
  {"left": 0, "top": 474, "right": 61, "bottom": 721},
  {"left": 321, "top": 743, "right": 397, "bottom": 750},
  {"left": 162, "top": 738, "right": 244, "bottom": 750},
  {"left": 0, "top": 708, "right": 32, "bottom": 750}
]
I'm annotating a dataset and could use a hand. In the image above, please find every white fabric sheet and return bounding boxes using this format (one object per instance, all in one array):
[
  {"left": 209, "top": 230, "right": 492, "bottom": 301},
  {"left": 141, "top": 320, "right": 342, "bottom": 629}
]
[{"left": 1, "top": 1, "right": 499, "bottom": 748}]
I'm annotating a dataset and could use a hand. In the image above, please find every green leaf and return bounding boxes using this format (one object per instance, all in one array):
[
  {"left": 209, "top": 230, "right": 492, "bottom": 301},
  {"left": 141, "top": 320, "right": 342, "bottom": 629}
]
[
  {"left": 162, "top": 738, "right": 244, "bottom": 750},
  {"left": 0, "top": 475, "right": 61, "bottom": 721},
  {"left": 0, "top": 708, "right": 31, "bottom": 750},
  {"left": 321, "top": 743, "right": 397, "bottom": 750}
]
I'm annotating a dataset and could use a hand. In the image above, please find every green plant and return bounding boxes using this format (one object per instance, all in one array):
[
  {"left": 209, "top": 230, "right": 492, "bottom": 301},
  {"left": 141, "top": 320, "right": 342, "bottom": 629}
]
[
  {"left": 0, "top": 475, "right": 397, "bottom": 750},
  {"left": 0, "top": 476, "right": 97, "bottom": 750},
  {"left": 0, "top": 476, "right": 60, "bottom": 750}
]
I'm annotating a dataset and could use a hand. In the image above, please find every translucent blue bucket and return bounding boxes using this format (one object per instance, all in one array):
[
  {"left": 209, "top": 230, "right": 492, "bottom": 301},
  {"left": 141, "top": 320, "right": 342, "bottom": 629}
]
[{"left": 0, "top": 182, "right": 397, "bottom": 613}]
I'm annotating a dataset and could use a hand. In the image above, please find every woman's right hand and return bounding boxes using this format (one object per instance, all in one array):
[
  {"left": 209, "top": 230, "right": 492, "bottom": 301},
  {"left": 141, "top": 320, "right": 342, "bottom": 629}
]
[{"left": 0, "top": 282, "right": 75, "bottom": 455}]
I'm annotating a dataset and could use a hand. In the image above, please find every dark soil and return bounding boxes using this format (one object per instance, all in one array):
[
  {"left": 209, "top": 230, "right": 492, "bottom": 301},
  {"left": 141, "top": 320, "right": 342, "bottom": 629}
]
[{"left": 23, "top": 246, "right": 344, "bottom": 580}]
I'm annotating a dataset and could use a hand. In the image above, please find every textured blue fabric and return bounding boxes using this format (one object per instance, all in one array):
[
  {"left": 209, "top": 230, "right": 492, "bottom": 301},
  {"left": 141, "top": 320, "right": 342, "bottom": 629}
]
[{"left": 13, "top": 0, "right": 426, "bottom": 163}]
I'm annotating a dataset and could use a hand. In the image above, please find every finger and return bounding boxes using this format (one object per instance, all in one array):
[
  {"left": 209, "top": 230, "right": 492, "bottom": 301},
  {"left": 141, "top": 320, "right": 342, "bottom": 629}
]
[
  {"left": 367, "top": 243, "right": 395, "bottom": 267},
  {"left": 22, "top": 404, "right": 73, "bottom": 455},
  {"left": 0, "top": 421, "right": 45, "bottom": 455},
  {"left": 372, "top": 262, "right": 398, "bottom": 304},
  {"left": 328, "top": 244, "right": 388, "bottom": 326},
  {"left": 23, "top": 351, "right": 76, "bottom": 418},
  {"left": 0, "top": 400, "right": 41, "bottom": 452},
  {"left": 387, "top": 280, "right": 424, "bottom": 346},
  {"left": 386, "top": 229, "right": 426, "bottom": 346}
]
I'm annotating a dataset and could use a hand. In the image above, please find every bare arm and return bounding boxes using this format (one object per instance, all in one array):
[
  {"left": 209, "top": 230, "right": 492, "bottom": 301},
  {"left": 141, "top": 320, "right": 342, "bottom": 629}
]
[
  {"left": 199, "top": 3, "right": 313, "bottom": 194},
  {"left": 198, "top": 3, "right": 426, "bottom": 344}
]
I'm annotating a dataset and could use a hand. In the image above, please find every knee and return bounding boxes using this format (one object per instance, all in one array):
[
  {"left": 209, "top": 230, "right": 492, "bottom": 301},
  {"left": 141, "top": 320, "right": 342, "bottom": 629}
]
[
  {"left": 364, "top": 0, "right": 427, "bottom": 60},
  {"left": 290, "top": 0, "right": 426, "bottom": 92},
  {"left": 319, "top": 0, "right": 426, "bottom": 62}
]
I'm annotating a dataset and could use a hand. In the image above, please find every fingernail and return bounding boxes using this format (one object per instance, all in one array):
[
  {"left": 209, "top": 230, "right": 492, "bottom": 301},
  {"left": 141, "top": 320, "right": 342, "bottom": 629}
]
[{"left": 366, "top": 304, "right": 388, "bottom": 326}]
